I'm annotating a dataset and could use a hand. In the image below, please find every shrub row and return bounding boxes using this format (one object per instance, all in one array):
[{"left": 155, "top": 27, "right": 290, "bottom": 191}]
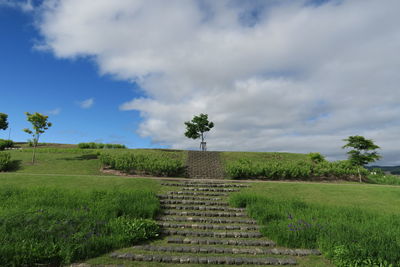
[
  {"left": 230, "top": 194, "right": 399, "bottom": 267},
  {"left": 78, "top": 142, "right": 126, "bottom": 149},
  {"left": 0, "top": 187, "right": 160, "bottom": 266},
  {"left": 367, "top": 173, "right": 400, "bottom": 186},
  {"left": 0, "top": 139, "right": 13, "bottom": 150},
  {"left": 225, "top": 159, "right": 367, "bottom": 180},
  {"left": 100, "top": 152, "right": 186, "bottom": 177},
  {"left": 0, "top": 152, "right": 11, "bottom": 171}
]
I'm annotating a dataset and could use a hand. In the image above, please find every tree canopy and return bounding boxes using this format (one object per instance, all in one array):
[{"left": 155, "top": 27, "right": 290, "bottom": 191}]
[
  {"left": 184, "top": 113, "right": 214, "bottom": 151},
  {"left": 0, "top": 113, "right": 8, "bottom": 131}
]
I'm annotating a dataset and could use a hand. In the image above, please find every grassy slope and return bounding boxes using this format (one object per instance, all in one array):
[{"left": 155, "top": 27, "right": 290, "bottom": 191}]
[
  {"left": 238, "top": 182, "right": 400, "bottom": 215},
  {"left": 2, "top": 148, "right": 400, "bottom": 266},
  {"left": 7, "top": 148, "right": 187, "bottom": 176}
]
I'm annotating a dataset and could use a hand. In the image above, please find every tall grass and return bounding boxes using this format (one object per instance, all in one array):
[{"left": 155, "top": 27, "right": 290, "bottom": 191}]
[
  {"left": 367, "top": 173, "right": 400, "bottom": 186},
  {"left": 100, "top": 151, "right": 187, "bottom": 177},
  {"left": 230, "top": 193, "right": 400, "bottom": 266},
  {"left": 225, "top": 159, "right": 366, "bottom": 180},
  {"left": 0, "top": 187, "right": 160, "bottom": 266}
]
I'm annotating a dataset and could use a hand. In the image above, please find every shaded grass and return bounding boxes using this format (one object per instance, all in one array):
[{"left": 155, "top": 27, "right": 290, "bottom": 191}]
[{"left": 0, "top": 186, "right": 160, "bottom": 266}]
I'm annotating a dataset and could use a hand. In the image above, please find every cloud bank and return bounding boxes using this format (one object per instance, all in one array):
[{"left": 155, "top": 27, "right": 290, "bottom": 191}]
[{"left": 35, "top": 0, "right": 400, "bottom": 164}]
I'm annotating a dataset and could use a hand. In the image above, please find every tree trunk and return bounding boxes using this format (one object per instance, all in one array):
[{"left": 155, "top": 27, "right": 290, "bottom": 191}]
[
  {"left": 357, "top": 167, "right": 361, "bottom": 183},
  {"left": 32, "top": 136, "right": 39, "bottom": 164},
  {"left": 200, "top": 132, "right": 204, "bottom": 151}
]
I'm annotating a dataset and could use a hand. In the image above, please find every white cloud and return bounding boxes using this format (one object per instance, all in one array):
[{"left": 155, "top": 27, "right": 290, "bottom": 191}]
[
  {"left": 35, "top": 0, "right": 400, "bottom": 164},
  {"left": 0, "top": 0, "right": 33, "bottom": 12},
  {"left": 77, "top": 98, "right": 94, "bottom": 109},
  {"left": 46, "top": 108, "right": 61, "bottom": 115}
]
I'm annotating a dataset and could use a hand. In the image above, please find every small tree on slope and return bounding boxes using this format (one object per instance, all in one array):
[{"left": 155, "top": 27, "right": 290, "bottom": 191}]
[
  {"left": 23, "top": 112, "right": 52, "bottom": 164},
  {"left": 184, "top": 113, "right": 214, "bottom": 151},
  {"left": 342, "top": 135, "right": 381, "bottom": 182}
]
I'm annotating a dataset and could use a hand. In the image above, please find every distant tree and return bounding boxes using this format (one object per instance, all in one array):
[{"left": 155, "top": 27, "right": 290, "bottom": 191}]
[
  {"left": 23, "top": 112, "right": 52, "bottom": 164},
  {"left": 342, "top": 135, "right": 381, "bottom": 182},
  {"left": 184, "top": 113, "right": 214, "bottom": 151},
  {"left": 0, "top": 113, "right": 8, "bottom": 131}
]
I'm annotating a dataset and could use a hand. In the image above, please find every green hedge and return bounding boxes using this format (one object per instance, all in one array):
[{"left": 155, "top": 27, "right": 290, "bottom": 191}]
[
  {"left": 225, "top": 159, "right": 367, "bottom": 180},
  {"left": 230, "top": 194, "right": 400, "bottom": 266},
  {"left": 100, "top": 152, "right": 187, "bottom": 177},
  {"left": 78, "top": 142, "right": 126, "bottom": 149},
  {"left": 0, "top": 187, "right": 160, "bottom": 266},
  {"left": 0, "top": 152, "right": 11, "bottom": 171}
]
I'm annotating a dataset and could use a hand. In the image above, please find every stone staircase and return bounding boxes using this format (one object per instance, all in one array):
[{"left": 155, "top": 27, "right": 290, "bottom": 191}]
[
  {"left": 110, "top": 181, "right": 321, "bottom": 265},
  {"left": 187, "top": 151, "right": 225, "bottom": 179}
]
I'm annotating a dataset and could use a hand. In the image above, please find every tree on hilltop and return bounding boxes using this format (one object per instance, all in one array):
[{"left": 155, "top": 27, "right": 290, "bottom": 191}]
[
  {"left": 184, "top": 113, "right": 214, "bottom": 151},
  {"left": 342, "top": 135, "right": 381, "bottom": 182}
]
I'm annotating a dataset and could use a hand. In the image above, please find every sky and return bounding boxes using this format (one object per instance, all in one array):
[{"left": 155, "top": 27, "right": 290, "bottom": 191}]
[{"left": 1, "top": 0, "right": 400, "bottom": 165}]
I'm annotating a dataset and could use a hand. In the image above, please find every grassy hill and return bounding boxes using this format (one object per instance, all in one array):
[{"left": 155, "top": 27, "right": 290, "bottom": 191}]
[{"left": 1, "top": 146, "right": 400, "bottom": 266}]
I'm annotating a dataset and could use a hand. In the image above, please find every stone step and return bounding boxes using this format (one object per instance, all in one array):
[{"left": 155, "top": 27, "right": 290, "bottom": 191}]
[
  {"left": 161, "top": 205, "right": 244, "bottom": 212},
  {"left": 163, "top": 210, "right": 247, "bottom": 217},
  {"left": 134, "top": 245, "right": 321, "bottom": 256},
  {"left": 160, "top": 200, "right": 229, "bottom": 206},
  {"left": 158, "top": 222, "right": 259, "bottom": 231},
  {"left": 158, "top": 195, "right": 223, "bottom": 201},
  {"left": 162, "top": 183, "right": 249, "bottom": 188},
  {"left": 111, "top": 252, "right": 297, "bottom": 265},
  {"left": 162, "top": 229, "right": 262, "bottom": 238},
  {"left": 167, "top": 191, "right": 228, "bottom": 196},
  {"left": 167, "top": 237, "right": 275, "bottom": 247},
  {"left": 182, "top": 187, "right": 240, "bottom": 192},
  {"left": 158, "top": 216, "right": 257, "bottom": 225}
]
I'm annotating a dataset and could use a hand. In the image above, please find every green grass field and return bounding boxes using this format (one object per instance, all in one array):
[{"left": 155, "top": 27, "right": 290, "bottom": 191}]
[
  {"left": 1, "top": 147, "right": 400, "bottom": 266},
  {"left": 230, "top": 182, "right": 400, "bottom": 266}
]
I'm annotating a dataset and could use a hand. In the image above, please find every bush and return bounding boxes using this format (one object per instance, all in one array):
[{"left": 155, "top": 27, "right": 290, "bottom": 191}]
[
  {"left": 0, "top": 187, "right": 160, "bottom": 266},
  {"left": 0, "top": 152, "right": 11, "bottom": 171},
  {"left": 308, "top": 152, "right": 325, "bottom": 164},
  {"left": 0, "top": 139, "right": 13, "bottom": 150},
  {"left": 100, "top": 151, "right": 187, "bottom": 177},
  {"left": 78, "top": 143, "right": 126, "bottom": 149},
  {"left": 230, "top": 194, "right": 400, "bottom": 266}
]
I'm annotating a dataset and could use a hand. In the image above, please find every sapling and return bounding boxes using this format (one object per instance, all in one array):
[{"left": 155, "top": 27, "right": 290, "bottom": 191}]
[{"left": 23, "top": 112, "right": 52, "bottom": 164}]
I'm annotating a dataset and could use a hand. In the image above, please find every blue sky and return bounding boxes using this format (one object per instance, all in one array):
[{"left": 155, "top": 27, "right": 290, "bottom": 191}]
[
  {"left": 0, "top": 4, "right": 159, "bottom": 148},
  {"left": 1, "top": 0, "right": 400, "bottom": 165}
]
